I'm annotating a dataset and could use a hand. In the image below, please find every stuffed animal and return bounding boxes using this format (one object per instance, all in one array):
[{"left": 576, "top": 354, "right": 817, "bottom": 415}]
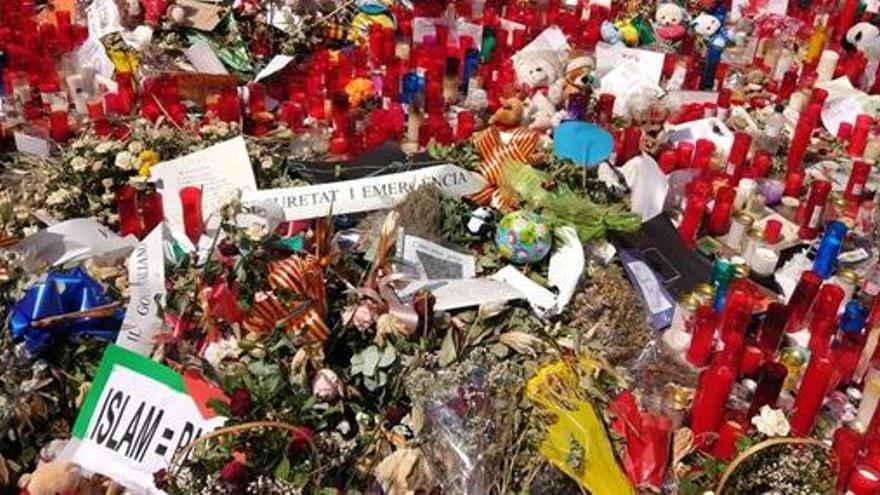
[
  {"left": 691, "top": 11, "right": 722, "bottom": 38},
  {"left": 489, "top": 97, "right": 526, "bottom": 128},
  {"left": 600, "top": 20, "right": 623, "bottom": 45},
  {"left": 655, "top": 3, "right": 687, "bottom": 42},
  {"left": 844, "top": 20, "right": 880, "bottom": 56},
  {"left": 18, "top": 462, "right": 108, "bottom": 495},
  {"left": 513, "top": 52, "right": 563, "bottom": 92},
  {"left": 549, "top": 55, "right": 593, "bottom": 105}
]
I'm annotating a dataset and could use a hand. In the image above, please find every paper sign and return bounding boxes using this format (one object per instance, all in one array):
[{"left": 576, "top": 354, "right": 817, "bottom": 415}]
[
  {"left": 821, "top": 95, "right": 865, "bottom": 135},
  {"left": 13, "top": 218, "right": 138, "bottom": 267},
  {"left": 184, "top": 40, "right": 228, "bottom": 75},
  {"left": 86, "top": 0, "right": 123, "bottom": 39},
  {"left": 619, "top": 249, "right": 674, "bottom": 330},
  {"left": 547, "top": 226, "right": 584, "bottom": 313},
  {"left": 255, "top": 55, "right": 294, "bottom": 82},
  {"left": 512, "top": 25, "right": 569, "bottom": 65},
  {"left": 620, "top": 153, "right": 669, "bottom": 223},
  {"left": 116, "top": 225, "right": 167, "bottom": 356},
  {"left": 667, "top": 117, "right": 735, "bottom": 160},
  {"left": 243, "top": 164, "right": 486, "bottom": 221},
  {"left": 413, "top": 17, "right": 484, "bottom": 49},
  {"left": 398, "top": 235, "right": 476, "bottom": 280},
  {"left": 150, "top": 137, "right": 257, "bottom": 231},
  {"left": 62, "top": 345, "right": 225, "bottom": 494},
  {"left": 76, "top": 37, "right": 116, "bottom": 79},
  {"left": 14, "top": 132, "right": 51, "bottom": 156},
  {"left": 398, "top": 278, "right": 525, "bottom": 311},
  {"left": 595, "top": 43, "right": 665, "bottom": 84}
]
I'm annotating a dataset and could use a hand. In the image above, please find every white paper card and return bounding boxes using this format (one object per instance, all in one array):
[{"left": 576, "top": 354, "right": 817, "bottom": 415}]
[
  {"left": 821, "top": 94, "right": 866, "bottom": 135},
  {"left": 14, "top": 132, "right": 51, "bottom": 156},
  {"left": 399, "top": 235, "right": 476, "bottom": 280},
  {"left": 13, "top": 218, "right": 138, "bottom": 267},
  {"left": 243, "top": 165, "right": 486, "bottom": 221},
  {"left": 667, "top": 117, "right": 735, "bottom": 160},
  {"left": 184, "top": 41, "right": 228, "bottom": 75},
  {"left": 255, "top": 55, "right": 294, "bottom": 82},
  {"left": 151, "top": 137, "right": 257, "bottom": 231},
  {"left": 595, "top": 42, "right": 665, "bottom": 84},
  {"left": 86, "top": 0, "right": 123, "bottom": 39},
  {"left": 491, "top": 265, "right": 557, "bottom": 316},
  {"left": 398, "top": 278, "right": 525, "bottom": 311},
  {"left": 512, "top": 26, "right": 569, "bottom": 67},
  {"left": 76, "top": 37, "right": 116, "bottom": 79},
  {"left": 620, "top": 153, "right": 669, "bottom": 223},
  {"left": 116, "top": 225, "right": 167, "bottom": 356},
  {"left": 547, "top": 226, "right": 584, "bottom": 313}
]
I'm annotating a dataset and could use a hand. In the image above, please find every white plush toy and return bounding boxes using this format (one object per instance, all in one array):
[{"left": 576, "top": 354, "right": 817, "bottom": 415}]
[
  {"left": 655, "top": 3, "right": 687, "bottom": 42},
  {"left": 845, "top": 21, "right": 880, "bottom": 56},
  {"left": 691, "top": 12, "right": 722, "bottom": 38},
  {"left": 514, "top": 51, "right": 568, "bottom": 131}
]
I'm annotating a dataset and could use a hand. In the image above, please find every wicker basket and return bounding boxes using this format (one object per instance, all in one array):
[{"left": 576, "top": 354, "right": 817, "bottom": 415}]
[{"left": 716, "top": 437, "right": 837, "bottom": 494}]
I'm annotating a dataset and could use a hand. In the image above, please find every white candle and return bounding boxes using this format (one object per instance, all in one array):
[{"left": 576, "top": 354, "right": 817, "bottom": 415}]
[{"left": 816, "top": 50, "right": 840, "bottom": 82}]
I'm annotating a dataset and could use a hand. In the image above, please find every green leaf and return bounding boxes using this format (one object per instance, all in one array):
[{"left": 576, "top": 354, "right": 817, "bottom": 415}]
[
  {"left": 438, "top": 328, "right": 457, "bottom": 366},
  {"left": 274, "top": 456, "right": 291, "bottom": 480},
  {"left": 207, "top": 398, "right": 230, "bottom": 417}
]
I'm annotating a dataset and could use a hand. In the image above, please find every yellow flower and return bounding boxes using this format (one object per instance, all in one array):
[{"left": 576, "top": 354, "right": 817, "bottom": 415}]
[
  {"left": 137, "top": 150, "right": 160, "bottom": 177},
  {"left": 345, "top": 77, "right": 376, "bottom": 107}
]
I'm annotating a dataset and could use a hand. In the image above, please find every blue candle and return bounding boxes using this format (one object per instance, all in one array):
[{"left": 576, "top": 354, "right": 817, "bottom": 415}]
[
  {"left": 813, "top": 221, "right": 848, "bottom": 279},
  {"left": 461, "top": 48, "right": 480, "bottom": 94}
]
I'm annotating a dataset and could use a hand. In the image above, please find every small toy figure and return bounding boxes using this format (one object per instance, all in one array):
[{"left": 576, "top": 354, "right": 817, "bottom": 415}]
[
  {"left": 601, "top": 20, "right": 623, "bottom": 45},
  {"left": 844, "top": 20, "right": 880, "bottom": 56},
  {"left": 655, "top": 3, "right": 687, "bottom": 42}
]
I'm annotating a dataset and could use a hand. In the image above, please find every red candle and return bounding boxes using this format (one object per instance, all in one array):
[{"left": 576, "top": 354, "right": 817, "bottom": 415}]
[
  {"left": 596, "top": 93, "right": 615, "bottom": 126},
  {"left": 740, "top": 344, "right": 764, "bottom": 377},
  {"left": 142, "top": 188, "right": 164, "bottom": 233},
  {"left": 811, "top": 283, "right": 845, "bottom": 321},
  {"left": 687, "top": 305, "right": 717, "bottom": 367},
  {"left": 834, "top": 426, "right": 865, "bottom": 491},
  {"left": 786, "top": 102, "right": 821, "bottom": 171},
  {"left": 847, "top": 465, "right": 880, "bottom": 495},
  {"left": 757, "top": 302, "right": 789, "bottom": 356},
  {"left": 179, "top": 186, "right": 204, "bottom": 244},
  {"left": 707, "top": 186, "right": 736, "bottom": 235},
  {"left": 748, "top": 151, "right": 772, "bottom": 178},
  {"left": 676, "top": 141, "right": 695, "bottom": 169},
  {"left": 658, "top": 149, "right": 678, "bottom": 173},
  {"left": 456, "top": 111, "right": 474, "bottom": 140},
  {"left": 808, "top": 317, "right": 836, "bottom": 355},
  {"left": 849, "top": 115, "right": 873, "bottom": 157},
  {"left": 798, "top": 179, "right": 831, "bottom": 239},
  {"left": 839, "top": 122, "right": 854, "bottom": 140},
  {"left": 789, "top": 354, "right": 835, "bottom": 436},
  {"left": 783, "top": 169, "right": 805, "bottom": 197},
  {"left": 785, "top": 270, "right": 822, "bottom": 332},
  {"left": 693, "top": 138, "right": 715, "bottom": 172},
  {"left": 845, "top": 161, "right": 872, "bottom": 202},
  {"left": 678, "top": 191, "right": 708, "bottom": 248},
  {"left": 690, "top": 362, "right": 737, "bottom": 448},
  {"left": 711, "top": 420, "right": 743, "bottom": 460},
  {"left": 618, "top": 126, "right": 642, "bottom": 165},
  {"left": 725, "top": 131, "right": 752, "bottom": 181},
  {"left": 116, "top": 184, "right": 143, "bottom": 238},
  {"left": 747, "top": 362, "right": 788, "bottom": 419},
  {"left": 48, "top": 110, "right": 70, "bottom": 142}
]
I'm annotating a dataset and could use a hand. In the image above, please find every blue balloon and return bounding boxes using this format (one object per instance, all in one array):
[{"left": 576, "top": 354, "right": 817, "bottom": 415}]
[{"left": 553, "top": 121, "right": 615, "bottom": 168}]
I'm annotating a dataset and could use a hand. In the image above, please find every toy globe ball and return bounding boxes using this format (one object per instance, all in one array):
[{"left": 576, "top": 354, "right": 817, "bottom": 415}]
[{"left": 495, "top": 211, "right": 552, "bottom": 264}]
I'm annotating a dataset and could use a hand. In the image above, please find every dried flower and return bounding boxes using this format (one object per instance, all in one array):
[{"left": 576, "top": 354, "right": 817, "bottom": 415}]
[
  {"left": 342, "top": 301, "right": 380, "bottom": 331},
  {"left": 219, "top": 460, "right": 247, "bottom": 485},
  {"left": 203, "top": 337, "right": 241, "bottom": 367},
  {"left": 70, "top": 156, "right": 87, "bottom": 172},
  {"left": 500, "top": 331, "right": 542, "bottom": 357},
  {"left": 375, "top": 313, "right": 410, "bottom": 345},
  {"left": 751, "top": 405, "right": 790, "bottom": 437},
  {"left": 229, "top": 388, "right": 253, "bottom": 418},
  {"left": 312, "top": 368, "right": 344, "bottom": 402}
]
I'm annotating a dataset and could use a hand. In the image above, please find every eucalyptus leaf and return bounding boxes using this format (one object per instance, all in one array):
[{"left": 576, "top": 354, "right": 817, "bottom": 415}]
[
  {"left": 378, "top": 345, "right": 397, "bottom": 368},
  {"left": 438, "top": 328, "right": 457, "bottom": 366}
]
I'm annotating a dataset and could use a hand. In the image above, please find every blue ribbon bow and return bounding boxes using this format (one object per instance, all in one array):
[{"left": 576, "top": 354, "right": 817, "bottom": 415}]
[{"left": 9, "top": 268, "right": 123, "bottom": 356}]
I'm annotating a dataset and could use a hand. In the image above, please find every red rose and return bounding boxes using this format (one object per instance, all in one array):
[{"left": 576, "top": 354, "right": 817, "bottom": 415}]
[
  {"left": 219, "top": 460, "right": 248, "bottom": 485},
  {"left": 287, "top": 426, "right": 315, "bottom": 456},
  {"left": 229, "top": 388, "right": 252, "bottom": 418}
]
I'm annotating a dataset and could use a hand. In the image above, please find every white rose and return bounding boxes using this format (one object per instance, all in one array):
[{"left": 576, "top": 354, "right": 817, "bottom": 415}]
[
  {"left": 70, "top": 156, "right": 88, "bottom": 172},
  {"left": 46, "top": 190, "right": 69, "bottom": 206},
  {"left": 101, "top": 178, "right": 114, "bottom": 189},
  {"left": 751, "top": 405, "right": 790, "bottom": 437},
  {"left": 91, "top": 160, "right": 104, "bottom": 171},
  {"left": 203, "top": 337, "right": 242, "bottom": 367},
  {"left": 260, "top": 158, "right": 273, "bottom": 170},
  {"left": 114, "top": 151, "right": 134, "bottom": 170},
  {"left": 95, "top": 142, "right": 113, "bottom": 154}
]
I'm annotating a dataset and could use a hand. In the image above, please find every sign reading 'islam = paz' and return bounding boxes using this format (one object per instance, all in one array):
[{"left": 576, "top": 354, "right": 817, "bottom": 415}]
[
  {"left": 241, "top": 164, "right": 487, "bottom": 221},
  {"left": 61, "top": 345, "right": 226, "bottom": 494}
]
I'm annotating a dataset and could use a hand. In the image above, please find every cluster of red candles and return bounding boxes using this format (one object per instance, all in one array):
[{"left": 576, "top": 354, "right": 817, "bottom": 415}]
[{"left": 683, "top": 265, "right": 880, "bottom": 492}]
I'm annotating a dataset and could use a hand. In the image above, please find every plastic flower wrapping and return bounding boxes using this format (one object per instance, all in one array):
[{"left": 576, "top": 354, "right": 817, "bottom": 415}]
[{"left": 2, "top": 0, "right": 880, "bottom": 493}]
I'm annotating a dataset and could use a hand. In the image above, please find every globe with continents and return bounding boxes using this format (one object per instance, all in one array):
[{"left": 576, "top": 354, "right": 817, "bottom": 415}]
[{"left": 495, "top": 210, "right": 553, "bottom": 264}]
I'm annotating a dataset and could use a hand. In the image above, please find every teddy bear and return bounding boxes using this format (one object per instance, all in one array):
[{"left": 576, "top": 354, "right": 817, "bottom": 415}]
[
  {"left": 513, "top": 51, "right": 569, "bottom": 131},
  {"left": 489, "top": 97, "right": 526, "bottom": 128},
  {"left": 655, "top": 3, "right": 687, "bottom": 42},
  {"left": 18, "top": 462, "right": 112, "bottom": 495},
  {"left": 844, "top": 20, "right": 880, "bottom": 57}
]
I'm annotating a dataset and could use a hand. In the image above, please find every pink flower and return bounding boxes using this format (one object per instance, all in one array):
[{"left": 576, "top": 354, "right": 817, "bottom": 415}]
[
  {"left": 219, "top": 460, "right": 247, "bottom": 485},
  {"left": 312, "top": 368, "right": 344, "bottom": 402},
  {"left": 342, "top": 300, "right": 381, "bottom": 331}
]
